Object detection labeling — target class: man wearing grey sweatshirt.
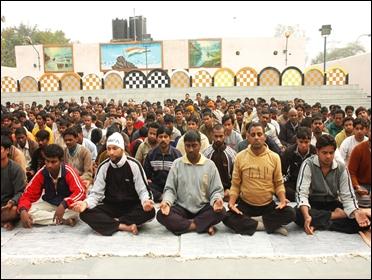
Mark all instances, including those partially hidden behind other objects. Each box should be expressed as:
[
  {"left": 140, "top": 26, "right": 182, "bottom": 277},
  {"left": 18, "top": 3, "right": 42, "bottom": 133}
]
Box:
[
  {"left": 157, "top": 130, "right": 225, "bottom": 235},
  {"left": 296, "top": 134, "right": 370, "bottom": 235}
]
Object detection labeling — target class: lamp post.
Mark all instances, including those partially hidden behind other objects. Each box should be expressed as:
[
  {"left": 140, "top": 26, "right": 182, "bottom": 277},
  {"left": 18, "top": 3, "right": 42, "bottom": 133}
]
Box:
[
  {"left": 25, "top": 36, "right": 41, "bottom": 71},
  {"left": 319, "top": 25, "right": 332, "bottom": 73},
  {"left": 284, "top": 31, "right": 291, "bottom": 66}
]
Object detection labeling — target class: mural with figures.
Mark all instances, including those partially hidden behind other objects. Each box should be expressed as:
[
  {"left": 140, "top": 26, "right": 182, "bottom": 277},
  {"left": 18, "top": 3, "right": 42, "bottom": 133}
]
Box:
[{"left": 100, "top": 42, "right": 163, "bottom": 71}]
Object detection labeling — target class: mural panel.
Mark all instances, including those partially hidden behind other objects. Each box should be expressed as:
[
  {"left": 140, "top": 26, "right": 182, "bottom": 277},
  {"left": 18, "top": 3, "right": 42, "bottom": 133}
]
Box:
[
  {"left": 189, "top": 39, "right": 221, "bottom": 68},
  {"left": 100, "top": 42, "right": 163, "bottom": 71},
  {"left": 43, "top": 45, "right": 74, "bottom": 73}
]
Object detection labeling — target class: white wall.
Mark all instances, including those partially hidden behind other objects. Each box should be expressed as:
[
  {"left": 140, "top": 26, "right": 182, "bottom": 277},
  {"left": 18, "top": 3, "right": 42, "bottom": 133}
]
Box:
[
  {"left": 11, "top": 37, "right": 306, "bottom": 79},
  {"left": 311, "top": 52, "right": 371, "bottom": 95}
]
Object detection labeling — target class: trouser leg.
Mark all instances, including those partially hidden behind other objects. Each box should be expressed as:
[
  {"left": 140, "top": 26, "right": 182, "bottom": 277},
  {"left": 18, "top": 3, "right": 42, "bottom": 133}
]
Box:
[
  {"left": 80, "top": 204, "right": 120, "bottom": 236},
  {"left": 193, "top": 204, "right": 226, "bottom": 233},
  {"left": 262, "top": 205, "right": 296, "bottom": 233},
  {"left": 156, "top": 204, "right": 192, "bottom": 235},
  {"left": 29, "top": 200, "right": 78, "bottom": 225},
  {"left": 284, "top": 181, "right": 296, "bottom": 202},
  {"left": 117, "top": 203, "right": 155, "bottom": 226}
]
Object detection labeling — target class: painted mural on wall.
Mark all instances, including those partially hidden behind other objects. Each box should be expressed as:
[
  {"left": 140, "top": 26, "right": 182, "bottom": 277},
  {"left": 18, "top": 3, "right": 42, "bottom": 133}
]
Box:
[
  {"left": 43, "top": 45, "right": 74, "bottom": 73},
  {"left": 189, "top": 39, "right": 222, "bottom": 68},
  {"left": 100, "top": 42, "right": 163, "bottom": 71}
]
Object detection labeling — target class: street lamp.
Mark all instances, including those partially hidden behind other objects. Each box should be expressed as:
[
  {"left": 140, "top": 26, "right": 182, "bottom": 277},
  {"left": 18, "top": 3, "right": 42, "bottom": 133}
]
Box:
[
  {"left": 356, "top": 33, "right": 371, "bottom": 42},
  {"left": 283, "top": 31, "right": 291, "bottom": 66},
  {"left": 25, "top": 36, "right": 41, "bottom": 71},
  {"left": 319, "top": 25, "right": 332, "bottom": 73}
]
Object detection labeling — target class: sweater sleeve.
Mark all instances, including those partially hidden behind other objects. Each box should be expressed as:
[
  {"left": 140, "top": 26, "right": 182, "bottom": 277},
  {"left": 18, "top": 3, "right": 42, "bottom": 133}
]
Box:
[
  {"left": 81, "top": 148, "right": 93, "bottom": 182},
  {"left": 229, "top": 154, "right": 242, "bottom": 200},
  {"left": 207, "top": 162, "right": 224, "bottom": 206},
  {"left": 10, "top": 162, "right": 27, "bottom": 204},
  {"left": 162, "top": 161, "right": 179, "bottom": 206},
  {"left": 131, "top": 160, "right": 151, "bottom": 204},
  {"left": 296, "top": 159, "right": 312, "bottom": 208},
  {"left": 85, "top": 162, "right": 108, "bottom": 209},
  {"left": 347, "top": 146, "right": 361, "bottom": 188},
  {"left": 17, "top": 168, "right": 44, "bottom": 211},
  {"left": 338, "top": 168, "right": 358, "bottom": 218},
  {"left": 272, "top": 154, "right": 286, "bottom": 196},
  {"left": 64, "top": 165, "right": 86, "bottom": 208}
]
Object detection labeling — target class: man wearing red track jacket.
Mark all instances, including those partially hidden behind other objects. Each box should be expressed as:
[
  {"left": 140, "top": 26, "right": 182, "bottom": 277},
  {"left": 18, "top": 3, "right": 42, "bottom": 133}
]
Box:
[{"left": 17, "top": 144, "right": 86, "bottom": 228}]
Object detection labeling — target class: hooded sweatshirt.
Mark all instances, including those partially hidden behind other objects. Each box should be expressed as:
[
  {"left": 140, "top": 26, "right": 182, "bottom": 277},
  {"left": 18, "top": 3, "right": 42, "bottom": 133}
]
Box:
[{"left": 230, "top": 144, "right": 285, "bottom": 206}]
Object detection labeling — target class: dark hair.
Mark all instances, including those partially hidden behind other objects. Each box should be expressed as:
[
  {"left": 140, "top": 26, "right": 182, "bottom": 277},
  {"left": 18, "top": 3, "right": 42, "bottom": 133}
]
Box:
[
  {"left": 213, "top": 123, "right": 224, "bottom": 131},
  {"left": 355, "top": 106, "right": 367, "bottom": 116},
  {"left": 156, "top": 126, "right": 172, "bottom": 137},
  {"left": 296, "top": 126, "right": 311, "bottom": 140},
  {"left": 163, "top": 114, "right": 175, "bottom": 124},
  {"left": 311, "top": 115, "right": 323, "bottom": 124},
  {"left": 248, "top": 122, "right": 266, "bottom": 133},
  {"left": 35, "top": 129, "right": 50, "bottom": 141},
  {"left": 139, "top": 126, "right": 149, "bottom": 138},
  {"left": 148, "top": 122, "right": 161, "bottom": 130},
  {"left": 186, "top": 115, "right": 199, "bottom": 125},
  {"left": 342, "top": 116, "right": 354, "bottom": 126},
  {"left": 222, "top": 114, "right": 234, "bottom": 125},
  {"left": 62, "top": 127, "right": 78, "bottom": 138},
  {"left": 316, "top": 134, "right": 336, "bottom": 150},
  {"left": 15, "top": 127, "right": 27, "bottom": 136},
  {"left": 334, "top": 109, "right": 345, "bottom": 118},
  {"left": 73, "top": 124, "right": 83, "bottom": 134},
  {"left": 106, "top": 124, "right": 120, "bottom": 139},
  {"left": 184, "top": 130, "right": 201, "bottom": 143},
  {"left": 353, "top": 118, "right": 369, "bottom": 128},
  {"left": 345, "top": 105, "right": 354, "bottom": 112},
  {"left": 44, "top": 144, "right": 64, "bottom": 160},
  {"left": 1, "top": 135, "right": 13, "bottom": 149},
  {"left": 36, "top": 112, "right": 47, "bottom": 121},
  {"left": 90, "top": 128, "right": 102, "bottom": 144}
]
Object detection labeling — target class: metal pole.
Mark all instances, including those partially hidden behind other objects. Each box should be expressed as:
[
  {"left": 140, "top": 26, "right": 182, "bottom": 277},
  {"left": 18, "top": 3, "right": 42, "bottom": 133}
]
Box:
[
  {"left": 133, "top": 8, "right": 136, "bottom": 41},
  {"left": 323, "top": 36, "right": 327, "bottom": 73},
  {"left": 285, "top": 37, "right": 288, "bottom": 66},
  {"left": 30, "top": 44, "right": 41, "bottom": 71}
]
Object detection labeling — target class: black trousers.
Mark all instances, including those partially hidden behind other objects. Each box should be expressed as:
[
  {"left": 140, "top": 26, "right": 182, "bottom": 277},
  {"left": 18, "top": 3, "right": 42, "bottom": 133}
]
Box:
[
  {"left": 284, "top": 181, "right": 296, "bottom": 202},
  {"left": 295, "top": 200, "right": 369, "bottom": 234},
  {"left": 223, "top": 199, "right": 296, "bottom": 236},
  {"left": 80, "top": 202, "right": 155, "bottom": 236},
  {"left": 149, "top": 183, "right": 163, "bottom": 203},
  {"left": 156, "top": 204, "right": 225, "bottom": 235}
]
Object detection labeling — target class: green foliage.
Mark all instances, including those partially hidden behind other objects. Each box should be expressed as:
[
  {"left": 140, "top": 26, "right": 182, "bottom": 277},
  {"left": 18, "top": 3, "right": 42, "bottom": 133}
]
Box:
[
  {"left": 274, "top": 24, "right": 306, "bottom": 38},
  {"left": 1, "top": 23, "right": 70, "bottom": 67},
  {"left": 311, "top": 42, "right": 366, "bottom": 64}
]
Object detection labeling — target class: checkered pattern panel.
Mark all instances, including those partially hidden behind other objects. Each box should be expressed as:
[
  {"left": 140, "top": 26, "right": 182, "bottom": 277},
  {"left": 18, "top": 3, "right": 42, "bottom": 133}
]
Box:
[
  {"left": 214, "top": 70, "right": 234, "bottom": 87},
  {"left": 259, "top": 69, "right": 280, "bottom": 86},
  {"left": 192, "top": 70, "right": 212, "bottom": 87},
  {"left": 171, "top": 71, "right": 189, "bottom": 88},
  {"left": 327, "top": 68, "right": 347, "bottom": 85},
  {"left": 281, "top": 69, "right": 302, "bottom": 86},
  {"left": 83, "top": 74, "right": 101, "bottom": 90},
  {"left": 124, "top": 71, "right": 147, "bottom": 89},
  {"left": 304, "top": 69, "right": 323, "bottom": 86},
  {"left": 105, "top": 73, "right": 123, "bottom": 90},
  {"left": 1, "top": 76, "right": 17, "bottom": 93},
  {"left": 236, "top": 68, "right": 257, "bottom": 87},
  {"left": 39, "top": 75, "right": 59, "bottom": 92},
  {"left": 61, "top": 74, "right": 81, "bottom": 91},
  {"left": 147, "top": 70, "right": 170, "bottom": 88},
  {"left": 19, "top": 76, "right": 38, "bottom": 92}
]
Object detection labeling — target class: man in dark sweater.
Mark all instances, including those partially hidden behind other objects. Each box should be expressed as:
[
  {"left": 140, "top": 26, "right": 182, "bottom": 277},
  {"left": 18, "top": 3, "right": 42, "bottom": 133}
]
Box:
[
  {"left": 1, "top": 136, "right": 27, "bottom": 230},
  {"left": 72, "top": 132, "right": 155, "bottom": 236}
]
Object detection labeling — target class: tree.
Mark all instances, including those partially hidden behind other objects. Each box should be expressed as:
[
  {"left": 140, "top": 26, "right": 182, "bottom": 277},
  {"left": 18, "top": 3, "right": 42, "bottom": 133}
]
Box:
[
  {"left": 1, "top": 23, "right": 70, "bottom": 67},
  {"left": 274, "top": 24, "right": 306, "bottom": 38},
  {"left": 311, "top": 42, "right": 366, "bottom": 64}
]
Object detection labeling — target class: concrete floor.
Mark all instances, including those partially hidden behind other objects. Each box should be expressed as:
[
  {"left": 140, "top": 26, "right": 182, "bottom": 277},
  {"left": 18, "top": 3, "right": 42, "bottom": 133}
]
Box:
[{"left": 1, "top": 205, "right": 371, "bottom": 279}]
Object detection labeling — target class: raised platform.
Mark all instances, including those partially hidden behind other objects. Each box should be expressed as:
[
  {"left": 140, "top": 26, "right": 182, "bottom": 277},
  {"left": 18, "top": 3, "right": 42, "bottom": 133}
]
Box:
[{"left": 1, "top": 85, "right": 370, "bottom": 109}]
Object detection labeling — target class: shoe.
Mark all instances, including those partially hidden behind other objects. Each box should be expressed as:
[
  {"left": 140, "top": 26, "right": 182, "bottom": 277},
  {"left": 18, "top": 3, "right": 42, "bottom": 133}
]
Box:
[{"left": 274, "top": 226, "right": 288, "bottom": 236}]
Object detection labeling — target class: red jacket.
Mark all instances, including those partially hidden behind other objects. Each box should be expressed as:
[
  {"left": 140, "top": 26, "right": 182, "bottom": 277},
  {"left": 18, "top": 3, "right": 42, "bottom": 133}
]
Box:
[{"left": 18, "top": 163, "right": 86, "bottom": 212}]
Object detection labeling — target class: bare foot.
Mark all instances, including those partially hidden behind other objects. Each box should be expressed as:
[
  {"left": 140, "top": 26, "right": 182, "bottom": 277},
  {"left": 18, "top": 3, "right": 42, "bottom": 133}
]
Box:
[
  {"left": 62, "top": 218, "right": 77, "bottom": 227},
  {"left": 118, "top": 223, "right": 138, "bottom": 235},
  {"left": 331, "top": 208, "right": 347, "bottom": 220},
  {"left": 2, "top": 222, "right": 15, "bottom": 231},
  {"left": 208, "top": 226, "right": 216, "bottom": 236},
  {"left": 359, "top": 228, "right": 371, "bottom": 247}
]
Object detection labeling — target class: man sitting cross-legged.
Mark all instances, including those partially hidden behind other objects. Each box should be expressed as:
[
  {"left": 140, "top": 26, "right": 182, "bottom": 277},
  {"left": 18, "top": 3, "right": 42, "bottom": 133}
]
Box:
[
  {"left": 72, "top": 132, "right": 155, "bottom": 236},
  {"left": 157, "top": 130, "right": 225, "bottom": 236}
]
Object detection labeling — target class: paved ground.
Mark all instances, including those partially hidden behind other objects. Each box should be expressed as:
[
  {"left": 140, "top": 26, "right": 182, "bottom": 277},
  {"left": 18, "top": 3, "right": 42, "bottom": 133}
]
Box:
[{"left": 1, "top": 204, "right": 371, "bottom": 278}]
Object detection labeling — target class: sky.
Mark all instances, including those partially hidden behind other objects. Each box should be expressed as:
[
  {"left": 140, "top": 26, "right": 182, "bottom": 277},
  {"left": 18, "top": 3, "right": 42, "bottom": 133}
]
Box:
[{"left": 1, "top": 1, "right": 371, "bottom": 65}]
